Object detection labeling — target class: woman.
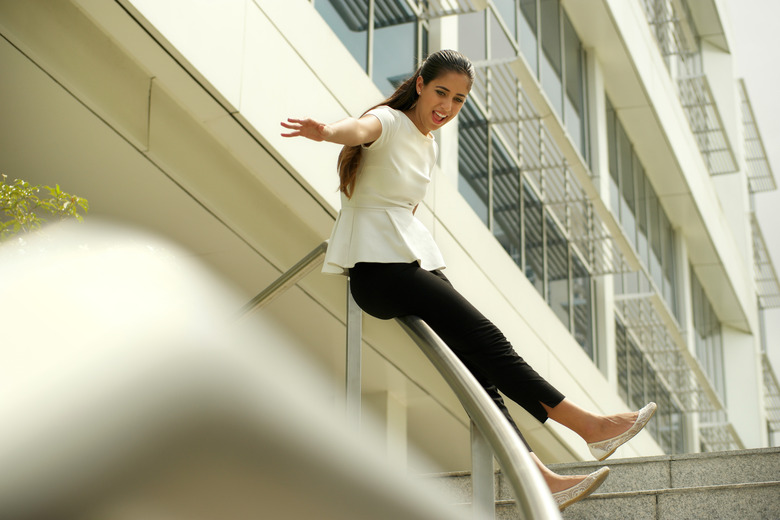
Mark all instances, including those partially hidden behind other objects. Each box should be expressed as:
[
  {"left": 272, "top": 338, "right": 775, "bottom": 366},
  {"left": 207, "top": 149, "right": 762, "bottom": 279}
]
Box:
[{"left": 281, "top": 49, "right": 655, "bottom": 511}]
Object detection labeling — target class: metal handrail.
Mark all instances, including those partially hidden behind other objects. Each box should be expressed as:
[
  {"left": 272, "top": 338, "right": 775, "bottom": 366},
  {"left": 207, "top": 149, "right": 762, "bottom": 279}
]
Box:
[
  {"left": 237, "top": 241, "right": 328, "bottom": 317},
  {"left": 241, "top": 242, "right": 561, "bottom": 519},
  {"left": 397, "top": 317, "right": 562, "bottom": 519}
]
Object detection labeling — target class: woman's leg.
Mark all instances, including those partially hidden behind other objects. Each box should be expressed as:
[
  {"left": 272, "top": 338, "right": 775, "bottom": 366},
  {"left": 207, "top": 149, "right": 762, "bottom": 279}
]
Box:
[
  {"left": 543, "top": 399, "right": 640, "bottom": 443},
  {"left": 349, "top": 262, "right": 610, "bottom": 502},
  {"left": 350, "top": 262, "right": 565, "bottom": 425}
]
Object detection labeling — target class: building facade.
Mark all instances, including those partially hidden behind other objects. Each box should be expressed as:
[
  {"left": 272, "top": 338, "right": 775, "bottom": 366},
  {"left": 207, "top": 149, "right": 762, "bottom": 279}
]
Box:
[{"left": 1, "top": 0, "right": 778, "bottom": 473}]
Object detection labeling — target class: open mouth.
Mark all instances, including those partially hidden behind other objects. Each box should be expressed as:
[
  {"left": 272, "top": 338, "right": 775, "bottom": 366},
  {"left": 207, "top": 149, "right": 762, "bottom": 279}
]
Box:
[{"left": 432, "top": 111, "right": 447, "bottom": 125}]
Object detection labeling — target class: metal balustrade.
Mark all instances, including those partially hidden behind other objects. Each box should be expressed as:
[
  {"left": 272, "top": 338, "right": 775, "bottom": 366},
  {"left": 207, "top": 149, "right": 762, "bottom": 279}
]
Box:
[{"left": 242, "top": 241, "right": 562, "bottom": 519}]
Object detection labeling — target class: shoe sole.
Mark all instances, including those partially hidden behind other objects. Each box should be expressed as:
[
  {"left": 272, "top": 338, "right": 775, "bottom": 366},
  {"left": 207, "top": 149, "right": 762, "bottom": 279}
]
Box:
[{"left": 557, "top": 467, "right": 610, "bottom": 511}]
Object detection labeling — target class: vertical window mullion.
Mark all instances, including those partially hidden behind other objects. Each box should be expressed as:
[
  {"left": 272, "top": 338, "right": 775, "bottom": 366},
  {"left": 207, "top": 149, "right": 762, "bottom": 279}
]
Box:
[
  {"left": 558, "top": 0, "right": 566, "bottom": 124},
  {"left": 535, "top": 0, "right": 542, "bottom": 77},
  {"left": 520, "top": 176, "right": 527, "bottom": 272},
  {"left": 542, "top": 206, "right": 549, "bottom": 299},
  {"left": 488, "top": 126, "right": 495, "bottom": 231},
  {"left": 367, "top": 0, "right": 375, "bottom": 78},
  {"left": 568, "top": 242, "right": 574, "bottom": 334}
]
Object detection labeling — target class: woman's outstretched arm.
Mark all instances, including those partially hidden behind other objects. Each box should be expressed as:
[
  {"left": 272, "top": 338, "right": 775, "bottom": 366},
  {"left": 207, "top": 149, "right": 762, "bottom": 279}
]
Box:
[{"left": 281, "top": 114, "right": 381, "bottom": 147}]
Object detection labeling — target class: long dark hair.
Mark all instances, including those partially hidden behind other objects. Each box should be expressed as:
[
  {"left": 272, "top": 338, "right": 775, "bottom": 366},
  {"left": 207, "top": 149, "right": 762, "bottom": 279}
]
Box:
[{"left": 337, "top": 49, "right": 475, "bottom": 198}]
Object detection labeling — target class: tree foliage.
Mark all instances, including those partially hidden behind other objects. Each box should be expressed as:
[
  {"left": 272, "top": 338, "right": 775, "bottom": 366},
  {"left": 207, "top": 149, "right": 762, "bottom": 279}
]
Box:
[{"left": 0, "top": 174, "right": 89, "bottom": 240}]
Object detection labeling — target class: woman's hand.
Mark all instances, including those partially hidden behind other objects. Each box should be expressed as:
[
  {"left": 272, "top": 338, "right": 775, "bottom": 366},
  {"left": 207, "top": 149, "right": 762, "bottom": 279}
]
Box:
[{"left": 280, "top": 118, "right": 332, "bottom": 141}]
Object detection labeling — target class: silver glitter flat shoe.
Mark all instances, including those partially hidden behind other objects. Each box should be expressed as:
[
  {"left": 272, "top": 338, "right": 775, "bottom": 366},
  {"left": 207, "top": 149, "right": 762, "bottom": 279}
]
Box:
[
  {"left": 552, "top": 466, "right": 610, "bottom": 511},
  {"left": 587, "top": 402, "right": 657, "bottom": 461}
]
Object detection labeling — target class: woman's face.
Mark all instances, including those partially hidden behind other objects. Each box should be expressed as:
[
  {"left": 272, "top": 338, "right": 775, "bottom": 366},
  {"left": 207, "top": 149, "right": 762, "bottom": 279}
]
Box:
[{"left": 410, "top": 71, "right": 471, "bottom": 136}]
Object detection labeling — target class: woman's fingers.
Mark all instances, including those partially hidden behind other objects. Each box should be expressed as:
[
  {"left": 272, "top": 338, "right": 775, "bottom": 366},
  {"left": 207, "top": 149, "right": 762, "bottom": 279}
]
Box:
[
  {"left": 281, "top": 118, "right": 305, "bottom": 137},
  {"left": 280, "top": 118, "right": 325, "bottom": 141}
]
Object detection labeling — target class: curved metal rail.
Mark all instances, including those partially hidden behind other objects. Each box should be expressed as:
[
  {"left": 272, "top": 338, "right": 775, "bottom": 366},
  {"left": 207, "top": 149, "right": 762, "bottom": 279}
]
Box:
[
  {"left": 242, "top": 242, "right": 561, "bottom": 519},
  {"left": 397, "top": 317, "right": 561, "bottom": 519},
  {"left": 237, "top": 241, "right": 329, "bottom": 318}
]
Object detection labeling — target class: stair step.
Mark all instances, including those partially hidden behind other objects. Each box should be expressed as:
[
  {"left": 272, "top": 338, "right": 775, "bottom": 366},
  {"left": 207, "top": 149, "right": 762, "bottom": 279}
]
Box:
[
  {"left": 561, "top": 481, "right": 780, "bottom": 520},
  {"left": 425, "top": 448, "right": 780, "bottom": 519},
  {"left": 546, "top": 447, "right": 780, "bottom": 496}
]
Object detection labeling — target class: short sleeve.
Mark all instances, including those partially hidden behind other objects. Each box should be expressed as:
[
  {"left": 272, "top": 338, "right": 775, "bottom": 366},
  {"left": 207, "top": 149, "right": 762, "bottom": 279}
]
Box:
[{"left": 362, "top": 106, "right": 400, "bottom": 150}]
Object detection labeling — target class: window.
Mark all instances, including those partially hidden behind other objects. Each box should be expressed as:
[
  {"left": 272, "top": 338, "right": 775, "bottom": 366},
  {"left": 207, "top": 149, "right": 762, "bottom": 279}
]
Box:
[
  {"left": 495, "top": 0, "right": 517, "bottom": 37},
  {"left": 453, "top": 0, "right": 595, "bottom": 358},
  {"left": 374, "top": 19, "right": 416, "bottom": 96},
  {"left": 459, "top": 10, "right": 487, "bottom": 61},
  {"left": 616, "top": 316, "right": 687, "bottom": 453},
  {"left": 563, "top": 12, "right": 584, "bottom": 153},
  {"left": 523, "top": 184, "right": 545, "bottom": 297},
  {"left": 314, "top": 0, "right": 426, "bottom": 96},
  {"left": 691, "top": 267, "right": 725, "bottom": 402},
  {"left": 493, "top": 137, "right": 522, "bottom": 264},
  {"left": 490, "top": 8, "right": 516, "bottom": 61},
  {"left": 539, "top": 0, "right": 562, "bottom": 116},
  {"left": 572, "top": 254, "right": 593, "bottom": 356},
  {"left": 315, "top": 0, "right": 368, "bottom": 70},
  {"left": 519, "top": 0, "right": 539, "bottom": 75},
  {"left": 458, "top": 102, "right": 490, "bottom": 226},
  {"left": 636, "top": 159, "right": 649, "bottom": 266},
  {"left": 547, "top": 215, "right": 570, "bottom": 328},
  {"left": 617, "top": 123, "right": 636, "bottom": 249},
  {"left": 607, "top": 95, "right": 679, "bottom": 319},
  {"left": 607, "top": 99, "right": 620, "bottom": 214}
]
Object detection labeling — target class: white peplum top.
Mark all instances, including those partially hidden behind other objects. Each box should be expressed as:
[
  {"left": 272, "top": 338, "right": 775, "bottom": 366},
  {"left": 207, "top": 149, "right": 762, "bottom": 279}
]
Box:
[{"left": 322, "top": 105, "right": 446, "bottom": 275}]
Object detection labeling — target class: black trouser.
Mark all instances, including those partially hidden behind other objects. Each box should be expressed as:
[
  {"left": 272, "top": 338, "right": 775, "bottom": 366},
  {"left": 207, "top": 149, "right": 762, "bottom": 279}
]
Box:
[{"left": 349, "top": 262, "right": 565, "bottom": 451}]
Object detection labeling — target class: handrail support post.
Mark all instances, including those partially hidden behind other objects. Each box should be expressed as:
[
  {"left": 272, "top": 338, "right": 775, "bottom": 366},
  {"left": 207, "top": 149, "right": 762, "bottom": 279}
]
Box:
[
  {"left": 346, "top": 277, "right": 362, "bottom": 430},
  {"left": 471, "top": 421, "right": 496, "bottom": 519}
]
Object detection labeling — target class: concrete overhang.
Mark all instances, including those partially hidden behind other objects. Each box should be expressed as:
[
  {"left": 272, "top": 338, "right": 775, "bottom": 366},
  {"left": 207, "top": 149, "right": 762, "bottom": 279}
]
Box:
[
  {"left": 688, "top": 0, "right": 730, "bottom": 52},
  {"left": 562, "top": 0, "right": 753, "bottom": 332}
]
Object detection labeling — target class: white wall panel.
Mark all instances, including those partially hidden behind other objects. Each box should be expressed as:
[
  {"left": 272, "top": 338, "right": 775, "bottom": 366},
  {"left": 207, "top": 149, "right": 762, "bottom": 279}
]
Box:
[{"left": 127, "top": 0, "right": 247, "bottom": 111}]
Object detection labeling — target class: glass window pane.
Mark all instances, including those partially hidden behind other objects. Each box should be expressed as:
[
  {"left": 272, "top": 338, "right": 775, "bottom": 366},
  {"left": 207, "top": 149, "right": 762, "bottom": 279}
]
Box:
[
  {"left": 540, "top": 0, "right": 561, "bottom": 73},
  {"left": 493, "top": 138, "right": 522, "bottom": 265},
  {"left": 563, "top": 12, "right": 582, "bottom": 112},
  {"left": 540, "top": 0, "right": 562, "bottom": 115},
  {"left": 649, "top": 188, "right": 663, "bottom": 289},
  {"left": 617, "top": 123, "right": 636, "bottom": 248},
  {"left": 572, "top": 252, "right": 593, "bottom": 358},
  {"left": 563, "top": 12, "right": 584, "bottom": 154},
  {"left": 607, "top": 99, "right": 620, "bottom": 216},
  {"left": 374, "top": 0, "right": 415, "bottom": 27},
  {"left": 546, "top": 214, "right": 569, "bottom": 328},
  {"left": 691, "top": 267, "right": 725, "bottom": 403},
  {"left": 523, "top": 183, "right": 544, "bottom": 296},
  {"left": 459, "top": 11, "right": 487, "bottom": 97},
  {"left": 629, "top": 340, "right": 644, "bottom": 409},
  {"left": 616, "top": 314, "right": 686, "bottom": 454},
  {"left": 490, "top": 6, "right": 516, "bottom": 60},
  {"left": 459, "top": 11, "right": 486, "bottom": 61},
  {"left": 374, "top": 21, "right": 416, "bottom": 96},
  {"left": 316, "top": 0, "right": 368, "bottom": 71},
  {"left": 494, "top": 0, "right": 517, "bottom": 38},
  {"left": 616, "top": 319, "right": 628, "bottom": 403},
  {"left": 661, "top": 210, "right": 677, "bottom": 316},
  {"left": 458, "top": 102, "right": 490, "bottom": 225},
  {"left": 564, "top": 97, "right": 582, "bottom": 156},
  {"left": 519, "top": 0, "right": 538, "bottom": 75},
  {"left": 636, "top": 158, "right": 649, "bottom": 266}
]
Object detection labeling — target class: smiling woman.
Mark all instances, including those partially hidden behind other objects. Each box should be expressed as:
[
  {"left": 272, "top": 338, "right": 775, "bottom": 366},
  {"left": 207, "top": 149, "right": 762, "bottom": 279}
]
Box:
[
  {"left": 406, "top": 71, "right": 470, "bottom": 135},
  {"left": 279, "top": 49, "right": 655, "bottom": 511}
]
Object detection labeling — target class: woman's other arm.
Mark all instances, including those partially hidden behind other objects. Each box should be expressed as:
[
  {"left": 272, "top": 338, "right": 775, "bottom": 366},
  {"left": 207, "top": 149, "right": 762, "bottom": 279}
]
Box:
[{"left": 281, "top": 114, "right": 381, "bottom": 147}]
